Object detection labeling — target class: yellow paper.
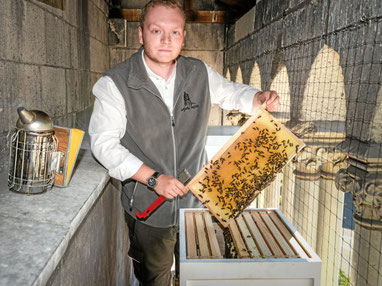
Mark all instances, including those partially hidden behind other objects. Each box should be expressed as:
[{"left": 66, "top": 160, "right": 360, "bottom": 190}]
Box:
[{"left": 54, "top": 127, "right": 85, "bottom": 187}]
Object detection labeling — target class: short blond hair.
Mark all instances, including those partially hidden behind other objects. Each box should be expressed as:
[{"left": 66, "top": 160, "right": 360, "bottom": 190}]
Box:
[{"left": 140, "top": 0, "right": 185, "bottom": 28}]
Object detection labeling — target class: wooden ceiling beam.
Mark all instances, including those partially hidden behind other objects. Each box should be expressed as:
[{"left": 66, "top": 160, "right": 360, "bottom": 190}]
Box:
[
  {"left": 121, "top": 9, "right": 141, "bottom": 22},
  {"left": 185, "top": 10, "right": 234, "bottom": 23}
]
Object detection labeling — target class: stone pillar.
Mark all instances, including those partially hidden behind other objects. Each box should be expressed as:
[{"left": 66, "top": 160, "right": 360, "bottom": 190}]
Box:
[
  {"left": 281, "top": 162, "right": 296, "bottom": 223},
  {"left": 316, "top": 149, "right": 348, "bottom": 286},
  {"left": 293, "top": 146, "right": 321, "bottom": 250},
  {"left": 335, "top": 147, "right": 382, "bottom": 286}
]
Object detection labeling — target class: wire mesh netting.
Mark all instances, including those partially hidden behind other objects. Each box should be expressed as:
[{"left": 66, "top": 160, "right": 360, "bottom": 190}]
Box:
[{"left": 224, "top": 14, "right": 382, "bottom": 286}]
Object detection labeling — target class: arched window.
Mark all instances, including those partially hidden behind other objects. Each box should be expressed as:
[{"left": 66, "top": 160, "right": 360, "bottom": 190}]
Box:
[
  {"left": 249, "top": 61, "right": 261, "bottom": 89},
  {"left": 371, "top": 87, "right": 382, "bottom": 141},
  {"left": 235, "top": 67, "right": 243, "bottom": 83},
  {"left": 270, "top": 61, "right": 291, "bottom": 121},
  {"left": 225, "top": 68, "right": 231, "bottom": 81},
  {"left": 301, "top": 45, "right": 346, "bottom": 122}
]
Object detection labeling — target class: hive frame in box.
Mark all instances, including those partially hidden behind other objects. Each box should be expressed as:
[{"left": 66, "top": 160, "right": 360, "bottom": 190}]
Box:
[{"left": 179, "top": 208, "right": 321, "bottom": 286}]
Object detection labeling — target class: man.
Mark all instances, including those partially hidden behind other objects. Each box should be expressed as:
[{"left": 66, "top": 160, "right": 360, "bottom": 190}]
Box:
[{"left": 89, "top": 0, "right": 280, "bottom": 285}]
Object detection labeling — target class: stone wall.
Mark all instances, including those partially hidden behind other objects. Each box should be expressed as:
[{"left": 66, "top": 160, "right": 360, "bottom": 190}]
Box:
[
  {"left": 47, "top": 180, "right": 131, "bottom": 286},
  {"left": 0, "top": 0, "right": 110, "bottom": 176},
  {"left": 109, "top": 21, "right": 224, "bottom": 73}
]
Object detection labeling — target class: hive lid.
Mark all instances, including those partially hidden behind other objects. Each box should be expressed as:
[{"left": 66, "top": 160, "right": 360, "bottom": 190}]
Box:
[{"left": 186, "top": 107, "right": 305, "bottom": 227}]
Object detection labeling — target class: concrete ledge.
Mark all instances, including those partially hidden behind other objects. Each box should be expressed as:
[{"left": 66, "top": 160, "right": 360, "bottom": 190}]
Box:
[{"left": 0, "top": 148, "right": 113, "bottom": 285}]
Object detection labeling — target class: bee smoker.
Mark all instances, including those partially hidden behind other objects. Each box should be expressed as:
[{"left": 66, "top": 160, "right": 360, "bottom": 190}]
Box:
[{"left": 7, "top": 107, "right": 58, "bottom": 194}]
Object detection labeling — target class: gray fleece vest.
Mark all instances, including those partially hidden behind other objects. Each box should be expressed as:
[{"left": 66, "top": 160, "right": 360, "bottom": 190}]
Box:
[{"left": 105, "top": 50, "right": 211, "bottom": 227}]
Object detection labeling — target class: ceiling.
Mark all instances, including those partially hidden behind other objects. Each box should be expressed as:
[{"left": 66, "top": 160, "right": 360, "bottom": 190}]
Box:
[
  {"left": 216, "top": 0, "right": 257, "bottom": 16},
  {"left": 109, "top": 0, "right": 257, "bottom": 24}
]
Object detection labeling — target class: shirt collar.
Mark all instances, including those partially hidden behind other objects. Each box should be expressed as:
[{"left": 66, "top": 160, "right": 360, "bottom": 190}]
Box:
[{"left": 141, "top": 49, "right": 177, "bottom": 83}]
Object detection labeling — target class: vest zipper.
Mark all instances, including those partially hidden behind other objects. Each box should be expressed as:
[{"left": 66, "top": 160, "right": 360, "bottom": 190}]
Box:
[
  {"left": 171, "top": 91, "right": 188, "bottom": 226},
  {"left": 170, "top": 113, "right": 178, "bottom": 225},
  {"left": 142, "top": 85, "right": 190, "bottom": 226}
]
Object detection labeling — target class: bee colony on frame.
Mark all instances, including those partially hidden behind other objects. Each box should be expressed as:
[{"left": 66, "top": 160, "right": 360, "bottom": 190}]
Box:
[{"left": 187, "top": 107, "right": 305, "bottom": 227}]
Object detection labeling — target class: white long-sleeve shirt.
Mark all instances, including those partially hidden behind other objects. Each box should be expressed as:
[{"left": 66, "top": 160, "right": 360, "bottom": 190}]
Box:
[{"left": 89, "top": 55, "right": 260, "bottom": 181}]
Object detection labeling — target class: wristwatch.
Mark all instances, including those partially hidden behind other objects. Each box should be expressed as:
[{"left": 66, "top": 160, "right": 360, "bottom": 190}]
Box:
[{"left": 147, "top": 171, "right": 161, "bottom": 188}]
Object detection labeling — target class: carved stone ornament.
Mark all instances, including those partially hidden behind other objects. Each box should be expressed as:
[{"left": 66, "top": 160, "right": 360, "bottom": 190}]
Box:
[
  {"left": 336, "top": 168, "right": 382, "bottom": 229},
  {"left": 335, "top": 169, "right": 360, "bottom": 194},
  {"left": 321, "top": 149, "right": 348, "bottom": 179},
  {"left": 290, "top": 121, "right": 317, "bottom": 138},
  {"left": 293, "top": 146, "right": 322, "bottom": 179}
]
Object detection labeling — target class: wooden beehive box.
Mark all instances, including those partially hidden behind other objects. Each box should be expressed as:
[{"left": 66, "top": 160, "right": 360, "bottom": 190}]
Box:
[{"left": 179, "top": 208, "right": 321, "bottom": 286}]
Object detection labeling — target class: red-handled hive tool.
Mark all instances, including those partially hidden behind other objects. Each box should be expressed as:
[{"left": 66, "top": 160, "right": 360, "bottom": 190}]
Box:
[{"left": 135, "top": 169, "right": 192, "bottom": 220}]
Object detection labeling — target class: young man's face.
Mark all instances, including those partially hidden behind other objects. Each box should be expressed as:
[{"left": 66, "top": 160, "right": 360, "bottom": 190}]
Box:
[{"left": 139, "top": 5, "right": 186, "bottom": 66}]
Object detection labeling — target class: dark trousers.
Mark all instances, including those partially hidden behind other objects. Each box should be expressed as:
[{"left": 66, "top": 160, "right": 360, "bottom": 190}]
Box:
[{"left": 125, "top": 212, "right": 179, "bottom": 286}]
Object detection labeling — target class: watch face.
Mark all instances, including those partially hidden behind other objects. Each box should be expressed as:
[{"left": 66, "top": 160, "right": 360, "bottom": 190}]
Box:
[{"left": 147, "top": 177, "right": 157, "bottom": 187}]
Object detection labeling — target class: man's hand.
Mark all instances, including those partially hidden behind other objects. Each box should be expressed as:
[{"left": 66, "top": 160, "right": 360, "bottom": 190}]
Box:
[
  {"left": 253, "top": 90, "right": 280, "bottom": 112},
  {"left": 154, "top": 174, "right": 188, "bottom": 200},
  {"left": 132, "top": 165, "right": 188, "bottom": 200}
]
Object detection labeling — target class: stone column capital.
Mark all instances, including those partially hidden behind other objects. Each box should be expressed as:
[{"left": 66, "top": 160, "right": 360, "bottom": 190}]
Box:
[
  {"left": 336, "top": 167, "right": 382, "bottom": 229},
  {"left": 321, "top": 148, "right": 348, "bottom": 179},
  {"left": 293, "top": 146, "right": 321, "bottom": 180},
  {"left": 335, "top": 139, "right": 382, "bottom": 229},
  {"left": 335, "top": 168, "right": 361, "bottom": 194}
]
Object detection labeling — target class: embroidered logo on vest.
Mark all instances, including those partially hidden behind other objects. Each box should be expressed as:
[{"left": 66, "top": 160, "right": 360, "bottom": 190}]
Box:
[{"left": 181, "top": 92, "right": 199, "bottom": 111}]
